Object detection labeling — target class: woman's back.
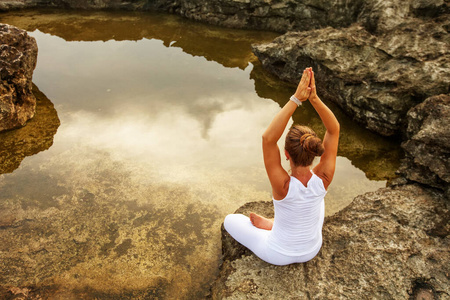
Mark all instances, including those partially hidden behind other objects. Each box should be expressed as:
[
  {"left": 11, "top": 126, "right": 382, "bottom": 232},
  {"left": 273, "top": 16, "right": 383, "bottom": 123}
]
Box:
[{"left": 268, "top": 174, "right": 326, "bottom": 255}]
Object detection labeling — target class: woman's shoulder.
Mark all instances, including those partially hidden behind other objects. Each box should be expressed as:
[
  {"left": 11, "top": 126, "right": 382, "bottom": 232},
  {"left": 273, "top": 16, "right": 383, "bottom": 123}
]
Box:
[{"left": 310, "top": 172, "right": 327, "bottom": 194}]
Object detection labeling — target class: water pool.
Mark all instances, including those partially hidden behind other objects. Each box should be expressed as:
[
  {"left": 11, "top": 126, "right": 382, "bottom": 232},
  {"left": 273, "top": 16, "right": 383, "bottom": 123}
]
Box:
[{"left": 0, "top": 10, "right": 401, "bottom": 299}]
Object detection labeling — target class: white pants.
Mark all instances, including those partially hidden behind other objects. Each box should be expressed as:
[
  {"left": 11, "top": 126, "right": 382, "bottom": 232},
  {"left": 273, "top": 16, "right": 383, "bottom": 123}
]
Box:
[{"left": 224, "top": 214, "right": 320, "bottom": 266}]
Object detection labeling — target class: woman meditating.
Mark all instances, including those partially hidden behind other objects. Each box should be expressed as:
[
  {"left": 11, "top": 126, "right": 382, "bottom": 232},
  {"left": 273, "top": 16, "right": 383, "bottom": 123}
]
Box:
[{"left": 224, "top": 67, "right": 340, "bottom": 265}]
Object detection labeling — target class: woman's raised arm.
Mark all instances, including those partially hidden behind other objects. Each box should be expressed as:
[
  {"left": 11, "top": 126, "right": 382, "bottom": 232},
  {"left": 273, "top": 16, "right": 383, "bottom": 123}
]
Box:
[
  {"left": 262, "top": 69, "right": 311, "bottom": 199},
  {"left": 309, "top": 70, "right": 340, "bottom": 189}
]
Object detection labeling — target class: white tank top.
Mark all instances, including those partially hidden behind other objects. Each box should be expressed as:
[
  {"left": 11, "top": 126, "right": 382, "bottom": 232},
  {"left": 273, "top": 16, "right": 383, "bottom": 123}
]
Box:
[{"left": 267, "top": 173, "right": 326, "bottom": 256}]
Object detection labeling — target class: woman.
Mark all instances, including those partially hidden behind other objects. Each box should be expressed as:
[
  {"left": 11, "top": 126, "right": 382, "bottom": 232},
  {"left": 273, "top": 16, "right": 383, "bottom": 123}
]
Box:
[{"left": 224, "top": 67, "right": 340, "bottom": 265}]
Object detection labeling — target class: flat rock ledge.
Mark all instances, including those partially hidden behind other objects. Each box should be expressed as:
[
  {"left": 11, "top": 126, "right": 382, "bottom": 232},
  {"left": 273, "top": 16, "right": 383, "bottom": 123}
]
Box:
[
  {"left": 0, "top": 24, "right": 38, "bottom": 132},
  {"left": 211, "top": 184, "right": 449, "bottom": 299}
]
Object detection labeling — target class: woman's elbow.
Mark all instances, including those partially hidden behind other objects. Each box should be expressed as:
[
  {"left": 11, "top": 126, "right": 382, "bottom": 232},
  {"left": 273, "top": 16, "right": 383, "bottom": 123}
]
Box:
[
  {"left": 330, "top": 121, "right": 340, "bottom": 135},
  {"left": 262, "top": 133, "right": 275, "bottom": 145}
]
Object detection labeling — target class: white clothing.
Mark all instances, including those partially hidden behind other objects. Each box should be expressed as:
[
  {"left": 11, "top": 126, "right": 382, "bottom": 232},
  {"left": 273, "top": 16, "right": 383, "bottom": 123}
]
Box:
[{"left": 224, "top": 173, "right": 326, "bottom": 265}]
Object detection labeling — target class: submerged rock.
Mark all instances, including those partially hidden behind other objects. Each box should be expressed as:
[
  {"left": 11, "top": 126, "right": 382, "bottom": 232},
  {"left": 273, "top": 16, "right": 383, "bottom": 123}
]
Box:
[
  {"left": 0, "top": 24, "right": 38, "bottom": 132},
  {"left": 399, "top": 94, "right": 450, "bottom": 195},
  {"left": 252, "top": 16, "right": 450, "bottom": 136},
  {"left": 212, "top": 184, "right": 449, "bottom": 299}
]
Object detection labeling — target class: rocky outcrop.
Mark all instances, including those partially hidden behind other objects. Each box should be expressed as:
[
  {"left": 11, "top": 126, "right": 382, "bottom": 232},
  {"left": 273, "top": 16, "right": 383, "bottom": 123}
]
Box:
[
  {"left": 399, "top": 94, "right": 450, "bottom": 195},
  {"left": 211, "top": 184, "right": 449, "bottom": 299},
  {"left": 0, "top": 24, "right": 38, "bottom": 132},
  {"left": 0, "top": 0, "right": 366, "bottom": 31},
  {"left": 1, "top": 0, "right": 448, "bottom": 33},
  {"left": 160, "top": 0, "right": 362, "bottom": 32},
  {"left": 170, "top": 0, "right": 449, "bottom": 33},
  {"left": 252, "top": 16, "right": 450, "bottom": 136}
]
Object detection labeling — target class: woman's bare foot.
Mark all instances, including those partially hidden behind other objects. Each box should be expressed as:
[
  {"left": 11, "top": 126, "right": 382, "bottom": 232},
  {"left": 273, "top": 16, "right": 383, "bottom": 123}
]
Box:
[{"left": 250, "top": 213, "right": 273, "bottom": 230}]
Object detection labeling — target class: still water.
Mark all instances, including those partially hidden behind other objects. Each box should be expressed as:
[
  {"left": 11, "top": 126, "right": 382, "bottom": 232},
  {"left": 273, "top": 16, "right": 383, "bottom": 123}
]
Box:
[{"left": 0, "top": 10, "right": 401, "bottom": 299}]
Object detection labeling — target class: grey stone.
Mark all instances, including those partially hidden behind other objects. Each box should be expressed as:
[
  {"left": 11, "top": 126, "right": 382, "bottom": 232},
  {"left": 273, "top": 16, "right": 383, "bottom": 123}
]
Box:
[
  {"left": 0, "top": 24, "right": 38, "bottom": 132},
  {"left": 399, "top": 94, "right": 450, "bottom": 195}
]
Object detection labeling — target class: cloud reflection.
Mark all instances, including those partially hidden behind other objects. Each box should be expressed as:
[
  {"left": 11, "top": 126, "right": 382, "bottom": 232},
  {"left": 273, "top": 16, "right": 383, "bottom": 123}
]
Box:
[{"left": 58, "top": 92, "right": 278, "bottom": 173}]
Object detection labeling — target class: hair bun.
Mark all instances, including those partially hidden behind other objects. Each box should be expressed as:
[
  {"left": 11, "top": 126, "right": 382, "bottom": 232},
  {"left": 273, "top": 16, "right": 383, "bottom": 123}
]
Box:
[
  {"left": 303, "top": 135, "right": 325, "bottom": 156},
  {"left": 300, "top": 133, "right": 313, "bottom": 145},
  {"left": 285, "top": 125, "right": 323, "bottom": 166}
]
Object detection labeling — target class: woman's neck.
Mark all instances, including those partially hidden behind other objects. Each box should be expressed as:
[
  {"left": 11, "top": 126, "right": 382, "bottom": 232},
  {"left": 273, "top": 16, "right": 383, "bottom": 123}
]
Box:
[{"left": 290, "top": 165, "right": 313, "bottom": 186}]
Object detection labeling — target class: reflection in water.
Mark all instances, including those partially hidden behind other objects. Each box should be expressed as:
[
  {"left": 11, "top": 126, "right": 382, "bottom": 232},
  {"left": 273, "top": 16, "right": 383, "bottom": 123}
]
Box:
[
  {"left": 0, "top": 9, "right": 275, "bottom": 69},
  {"left": 0, "top": 10, "right": 401, "bottom": 299},
  {"left": 0, "top": 85, "right": 60, "bottom": 174}
]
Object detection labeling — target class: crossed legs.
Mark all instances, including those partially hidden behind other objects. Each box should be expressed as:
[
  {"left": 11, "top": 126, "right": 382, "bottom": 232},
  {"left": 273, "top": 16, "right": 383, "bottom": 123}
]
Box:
[{"left": 224, "top": 213, "right": 320, "bottom": 265}]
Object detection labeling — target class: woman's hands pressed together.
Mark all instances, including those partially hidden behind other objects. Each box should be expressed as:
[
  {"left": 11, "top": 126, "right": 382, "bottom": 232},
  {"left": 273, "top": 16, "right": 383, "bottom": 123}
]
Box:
[{"left": 293, "top": 68, "right": 313, "bottom": 102}]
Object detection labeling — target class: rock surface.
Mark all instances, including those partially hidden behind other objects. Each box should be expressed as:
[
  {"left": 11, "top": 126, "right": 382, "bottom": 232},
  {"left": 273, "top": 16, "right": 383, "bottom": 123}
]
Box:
[
  {"left": 399, "top": 94, "right": 450, "bottom": 195},
  {"left": 252, "top": 16, "right": 450, "bottom": 136},
  {"left": 211, "top": 184, "right": 449, "bottom": 299},
  {"left": 0, "top": 24, "right": 38, "bottom": 132},
  {"left": 159, "top": 0, "right": 362, "bottom": 32}
]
